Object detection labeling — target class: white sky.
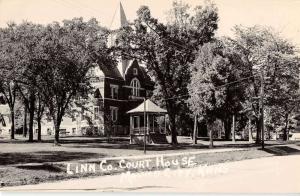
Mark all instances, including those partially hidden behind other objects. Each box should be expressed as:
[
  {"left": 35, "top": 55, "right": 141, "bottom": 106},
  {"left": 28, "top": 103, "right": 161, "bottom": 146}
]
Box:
[{"left": 0, "top": 0, "right": 299, "bottom": 48}]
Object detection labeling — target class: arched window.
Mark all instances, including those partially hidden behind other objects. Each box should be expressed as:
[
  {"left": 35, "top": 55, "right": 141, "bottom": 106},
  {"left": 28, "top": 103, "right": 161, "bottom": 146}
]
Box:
[{"left": 130, "top": 78, "right": 140, "bottom": 97}]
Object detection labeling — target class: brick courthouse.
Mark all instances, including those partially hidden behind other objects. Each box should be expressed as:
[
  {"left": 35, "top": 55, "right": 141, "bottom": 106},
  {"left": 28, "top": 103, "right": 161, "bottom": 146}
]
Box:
[{"left": 36, "top": 3, "right": 154, "bottom": 136}]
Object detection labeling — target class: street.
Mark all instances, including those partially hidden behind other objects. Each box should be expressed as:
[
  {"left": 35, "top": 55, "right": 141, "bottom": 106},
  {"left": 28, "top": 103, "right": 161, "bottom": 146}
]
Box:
[{"left": 3, "top": 154, "right": 300, "bottom": 193}]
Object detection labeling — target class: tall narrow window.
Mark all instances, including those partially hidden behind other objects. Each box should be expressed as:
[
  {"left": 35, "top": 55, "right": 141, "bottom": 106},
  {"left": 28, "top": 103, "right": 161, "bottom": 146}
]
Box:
[
  {"left": 130, "top": 78, "right": 140, "bottom": 97},
  {"left": 110, "top": 107, "right": 118, "bottom": 122},
  {"left": 94, "top": 106, "right": 100, "bottom": 120},
  {"left": 110, "top": 85, "right": 119, "bottom": 99}
]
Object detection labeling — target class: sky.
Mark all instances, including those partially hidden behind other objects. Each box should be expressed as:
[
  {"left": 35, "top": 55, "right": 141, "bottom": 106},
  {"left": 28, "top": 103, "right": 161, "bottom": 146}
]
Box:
[{"left": 0, "top": 0, "right": 299, "bottom": 48}]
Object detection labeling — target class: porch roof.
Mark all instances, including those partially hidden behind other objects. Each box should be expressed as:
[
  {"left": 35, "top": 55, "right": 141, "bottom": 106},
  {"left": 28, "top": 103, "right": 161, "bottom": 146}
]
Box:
[{"left": 127, "top": 99, "right": 167, "bottom": 114}]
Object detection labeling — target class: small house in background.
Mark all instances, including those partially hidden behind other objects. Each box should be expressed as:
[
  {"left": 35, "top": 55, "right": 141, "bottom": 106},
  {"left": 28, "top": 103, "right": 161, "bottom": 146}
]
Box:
[{"left": 0, "top": 105, "right": 11, "bottom": 135}]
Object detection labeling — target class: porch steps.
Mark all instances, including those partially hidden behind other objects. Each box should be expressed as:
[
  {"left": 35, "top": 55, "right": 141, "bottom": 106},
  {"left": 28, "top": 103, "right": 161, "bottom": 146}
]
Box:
[{"left": 149, "top": 133, "right": 168, "bottom": 144}]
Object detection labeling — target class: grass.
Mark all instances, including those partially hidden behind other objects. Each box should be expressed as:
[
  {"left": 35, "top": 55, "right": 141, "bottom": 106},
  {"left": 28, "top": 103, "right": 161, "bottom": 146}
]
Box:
[{"left": 0, "top": 135, "right": 299, "bottom": 188}]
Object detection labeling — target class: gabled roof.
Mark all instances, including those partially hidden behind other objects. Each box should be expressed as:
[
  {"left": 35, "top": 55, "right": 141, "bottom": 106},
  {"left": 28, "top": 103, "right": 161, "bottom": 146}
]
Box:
[
  {"left": 99, "top": 65, "right": 124, "bottom": 80},
  {"left": 125, "top": 60, "right": 154, "bottom": 86},
  {"left": 127, "top": 99, "right": 167, "bottom": 114}
]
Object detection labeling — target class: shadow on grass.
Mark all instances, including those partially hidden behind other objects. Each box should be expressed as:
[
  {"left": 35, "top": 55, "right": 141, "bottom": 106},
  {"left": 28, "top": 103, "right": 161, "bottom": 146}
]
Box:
[
  {"left": 16, "top": 164, "right": 63, "bottom": 173},
  {"left": 263, "top": 146, "right": 300, "bottom": 156},
  {"left": 0, "top": 136, "right": 129, "bottom": 144},
  {"left": 66, "top": 142, "right": 260, "bottom": 152},
  {"left": 0, "top": 151, "right": 105, "bottom": 165}
]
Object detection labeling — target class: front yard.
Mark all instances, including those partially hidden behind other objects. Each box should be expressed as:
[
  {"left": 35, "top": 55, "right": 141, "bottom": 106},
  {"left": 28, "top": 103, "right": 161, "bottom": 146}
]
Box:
[{"left": 0, "top": 135, "right": 299, "bottom": 188}]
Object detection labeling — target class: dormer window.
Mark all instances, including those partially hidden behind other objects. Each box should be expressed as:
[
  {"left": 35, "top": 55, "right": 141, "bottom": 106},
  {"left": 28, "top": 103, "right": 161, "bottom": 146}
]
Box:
[
  {"left": 130, "top": 78, "right": 140, "bottom": 97},
  {"left": 133, "top": 68, "right": 138, "bottom": 76}
]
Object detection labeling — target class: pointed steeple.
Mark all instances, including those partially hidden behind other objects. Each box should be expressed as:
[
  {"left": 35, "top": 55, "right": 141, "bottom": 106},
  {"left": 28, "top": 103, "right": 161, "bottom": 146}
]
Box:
[
  {"left": 110, "top": 2, "right": 128, "bottom": 30},
  {"left": 108, "top": 2, "right": 130, "bottom": 78},
  {"left": 119, "top": 2, "right": 128, "bottom": 28}
]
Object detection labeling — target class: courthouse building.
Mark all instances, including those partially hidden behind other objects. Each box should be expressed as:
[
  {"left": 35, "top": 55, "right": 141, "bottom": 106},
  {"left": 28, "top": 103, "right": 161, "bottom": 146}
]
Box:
[
  {"left": 0, "top": 3, "right": 154, "bottom": 137},
  {"left": 41, "top": 2, "right": 154, "bottom": 136}
]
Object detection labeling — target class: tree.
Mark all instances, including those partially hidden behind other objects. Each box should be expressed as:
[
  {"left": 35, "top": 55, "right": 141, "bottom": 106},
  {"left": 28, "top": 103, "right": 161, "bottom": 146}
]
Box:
[
  {"left": 35, "top": 92, "right": 45, "bottom": 141},
  {"left": 187, "top": 40, "right": 247, "bottom": 147},
  {"left": 0, "top": 22, "right": 46, "bottom": 142},
  {"left": 34, "top": 18, "right": 115, "bottom": 144},
  {"left": 264, "top": 51, "right": 300, "bottom": 140},
  {"left": 117, "top": 1, "right": 218, "bottom": 144},
  {"left": 0, "top": 24, "right": 19, "bottom": 140},
  {"left": 227, "top": 25, "right": 300, "bottom": 142}
]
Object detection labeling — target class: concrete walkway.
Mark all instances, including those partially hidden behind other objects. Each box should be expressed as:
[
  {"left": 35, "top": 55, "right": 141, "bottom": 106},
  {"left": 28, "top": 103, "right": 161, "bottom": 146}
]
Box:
[{"left": 3, "top": 154, "right": 300, "bottom": 193}]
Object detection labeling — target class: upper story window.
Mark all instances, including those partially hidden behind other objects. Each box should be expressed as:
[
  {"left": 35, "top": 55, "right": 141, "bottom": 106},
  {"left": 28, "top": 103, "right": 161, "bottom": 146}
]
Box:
[
  {"left": 110, "top": 85, "right": 119, "bottom": 99},
  {"left": 94, "top": 106, "right": 100, "bottom": 120},
  {"left": 110, "top": 107, "right": 118, "bottom": 122},
  {"left": 130, "top": 78, "right": 140, "bottom": 97},
  {"left": 133, "top": 68, "right": 138, "bottom": 76}
]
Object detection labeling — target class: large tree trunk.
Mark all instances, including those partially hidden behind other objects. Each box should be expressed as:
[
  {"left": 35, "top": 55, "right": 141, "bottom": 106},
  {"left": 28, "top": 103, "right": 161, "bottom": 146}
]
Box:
[
  {"left": 283, "top": 113, "right": 289, "bottom": 141},
  {"left": 23, "top": 105, "right": 27, "bottom": 137},
  {"left": 232, "top": 114, "right": 236, "bottom": 143},
  {"left": 28, "top": 96, "right": 35, "bottom": 142},
  {"left": 255, "top": 118, "right": 261, "bottom": 144},
  {"left": 54, "top": 125, "right": 60, "bottom": 144},
  {"left": 53, "top": 116, "right": 62, "bottom": 145},
  {"left": 166, "top": 101, "right": 178, "bottom": 145},
  {"left": 37, "top": 117, "right": 42, "bottom": 141},
  {"left": 10, "top": 109, "right": 15, "bottom": 140},
  {"left": 209, "top": 128, "right": 214, "bottom": 148},
  {"left": 193, "top": 115, "right": 198, "bottom": 145},
  {"left": 28, "top": 108, "right": 34, "bottom": 142},
  {"left": 223, "top": 117, "right": 231, "bottom": 140},
  {"left": 248, "top": 118, "right": 253, "bottom": 142},
  {"left": 169, "top": 113, "right": 178, "bottom": 145}
]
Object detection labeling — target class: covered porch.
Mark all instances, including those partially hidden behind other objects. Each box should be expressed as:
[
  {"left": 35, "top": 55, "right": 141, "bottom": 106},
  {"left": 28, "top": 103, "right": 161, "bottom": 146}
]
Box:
[{"left": 127, "top": 99, "right": 168, "bottom": 144}]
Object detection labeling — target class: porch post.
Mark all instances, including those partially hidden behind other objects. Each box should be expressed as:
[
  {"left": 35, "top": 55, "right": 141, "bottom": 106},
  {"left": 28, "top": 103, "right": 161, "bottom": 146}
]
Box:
[
  {"left": 130, "top": 115, "right": 133, "bottom": 131},
  {"left": 129, "top": 115, "right": 132, "bottom": 144},
  {"left": 152, "top": 115, "right": 155, "bottom": 133},
  {"left": 147, "top": 114, "right": 150, "bottom": 134}
]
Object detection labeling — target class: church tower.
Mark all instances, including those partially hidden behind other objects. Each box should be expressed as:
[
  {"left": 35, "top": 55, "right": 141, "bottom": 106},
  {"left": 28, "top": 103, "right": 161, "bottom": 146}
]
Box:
[{"left": 109, "top": 2, "right": 130, "bottom": 78}]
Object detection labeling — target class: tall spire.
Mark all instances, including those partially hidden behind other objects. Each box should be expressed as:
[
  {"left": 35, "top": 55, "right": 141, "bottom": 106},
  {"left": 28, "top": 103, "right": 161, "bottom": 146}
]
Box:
[
  {"left": 108, "top": 2, "right": 130, "bottom": 78},
  {"left": 110, "top": 2, "right": 128, "bottom": 30},
  {"left": 119, "top": 2, "right": 127, "bottom": 28}
]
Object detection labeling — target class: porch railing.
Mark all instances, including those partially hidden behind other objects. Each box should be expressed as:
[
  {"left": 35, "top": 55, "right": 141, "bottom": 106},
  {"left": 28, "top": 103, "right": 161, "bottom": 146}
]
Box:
[{"left": 130, "top": 127, "right": 164, "bottom": 135}]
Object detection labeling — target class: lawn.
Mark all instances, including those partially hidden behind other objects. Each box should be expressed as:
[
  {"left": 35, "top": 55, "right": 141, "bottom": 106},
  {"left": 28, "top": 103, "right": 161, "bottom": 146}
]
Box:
[{"left": 0, "top": 135, "right": 299, "bottom": 188}]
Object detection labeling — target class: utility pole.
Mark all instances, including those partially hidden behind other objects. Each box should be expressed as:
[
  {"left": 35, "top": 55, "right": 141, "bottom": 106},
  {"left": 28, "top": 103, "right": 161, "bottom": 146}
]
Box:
[
  {"left": 144, "top": 98, "right": 147, "bottom": 154},
  {"left": 260, "top": 70, "right": 265, "bottom": 149},
  {"left": 232, "top": 114, "right": 236, "bottom": 143}
]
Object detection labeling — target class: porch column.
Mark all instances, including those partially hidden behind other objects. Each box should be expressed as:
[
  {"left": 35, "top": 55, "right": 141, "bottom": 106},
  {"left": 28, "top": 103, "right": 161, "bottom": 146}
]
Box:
[
  {"left": 152, "top": 115, "right": 155, "bottom": 133},
  {"left": 147, "top": 114, "right": 150, "bottom": 134},
  {"left": 129, "top": 115, "right": 133, "bottom": 144},
  {"left": 130, "top": 116, "right": 133, "bottom": 132}
]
